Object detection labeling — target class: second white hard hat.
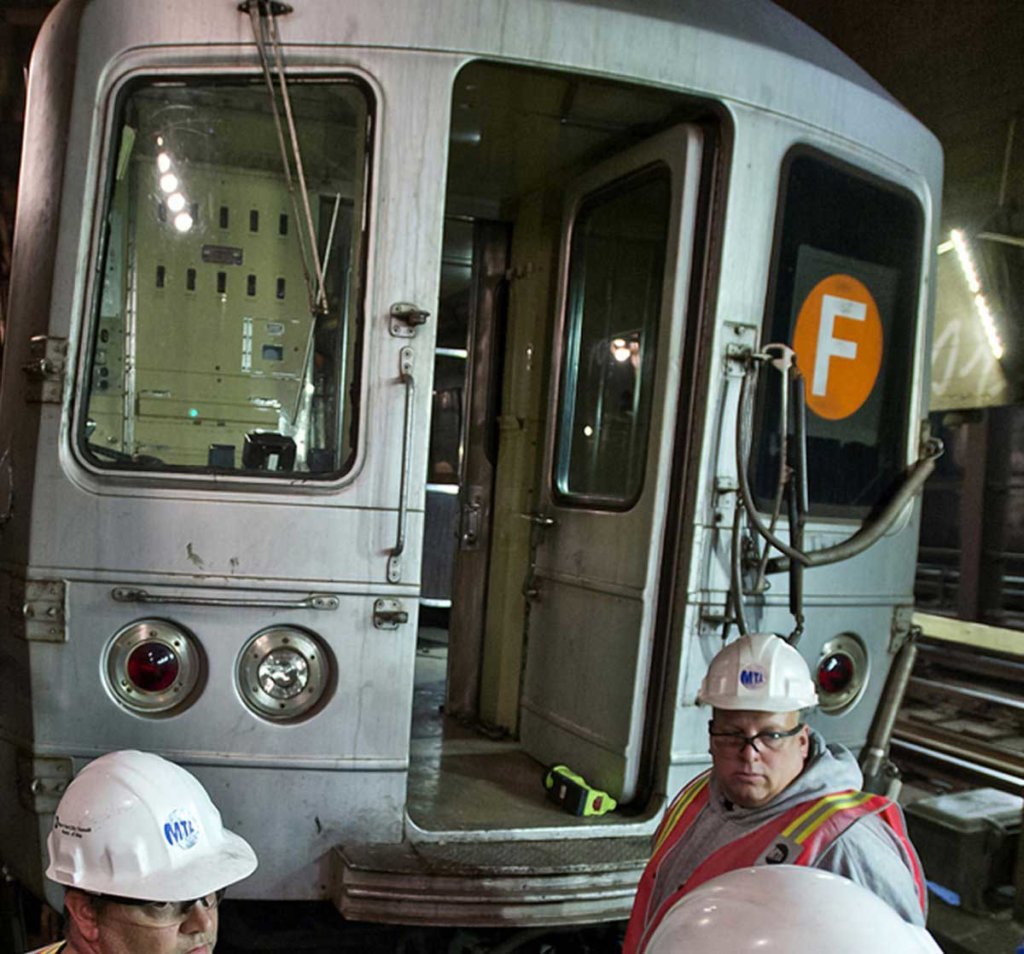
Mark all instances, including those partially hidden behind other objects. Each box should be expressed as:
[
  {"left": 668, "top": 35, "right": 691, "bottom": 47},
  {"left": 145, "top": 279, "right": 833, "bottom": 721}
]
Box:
[
  {"left": 697, "top": 632, "right": 819, "bottom": 712},
  {"left": 644, "top": 865, "right": 941, "bottom": 954},
  {"left": 46, "top": 750, "right": 257, "bottom": 901}
]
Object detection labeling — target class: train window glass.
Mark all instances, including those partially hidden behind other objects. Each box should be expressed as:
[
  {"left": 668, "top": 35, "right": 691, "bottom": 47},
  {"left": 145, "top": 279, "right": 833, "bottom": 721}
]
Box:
[
  {"left": 754, "top": 151, "right": 923, "bottom": 516},
  {"left": 81, "top": 77, "right": 371, "bottom": 479},
  {"left": 554, "top": 168, "right": 670, "bottom": 507}
]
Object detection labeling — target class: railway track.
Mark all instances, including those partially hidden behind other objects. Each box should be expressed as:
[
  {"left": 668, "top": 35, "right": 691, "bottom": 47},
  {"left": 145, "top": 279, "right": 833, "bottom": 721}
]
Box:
[{"left": 892, "top": 636, "right": 1024, "bottom": 793}]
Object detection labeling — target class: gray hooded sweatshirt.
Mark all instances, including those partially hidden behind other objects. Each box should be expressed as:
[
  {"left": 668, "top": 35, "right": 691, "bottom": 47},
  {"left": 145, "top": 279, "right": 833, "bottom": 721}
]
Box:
[{"left": 647, "top": 730, "right": 927, "bottom": 926}]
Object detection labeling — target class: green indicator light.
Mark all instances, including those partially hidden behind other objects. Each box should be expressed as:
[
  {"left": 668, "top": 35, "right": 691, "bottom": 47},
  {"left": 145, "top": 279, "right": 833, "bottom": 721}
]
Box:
[{"left": 188, "top": 408, "right": 200, "bottom": 419}]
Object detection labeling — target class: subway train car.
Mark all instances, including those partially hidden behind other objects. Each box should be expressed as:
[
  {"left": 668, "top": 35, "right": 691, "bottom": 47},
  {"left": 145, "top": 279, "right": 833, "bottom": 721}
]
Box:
[{"left": 0, "top": 0, "right": 942, "bottom": 927}]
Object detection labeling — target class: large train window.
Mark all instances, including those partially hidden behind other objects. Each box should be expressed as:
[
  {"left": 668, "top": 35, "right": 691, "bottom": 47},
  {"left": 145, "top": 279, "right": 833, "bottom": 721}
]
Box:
[
  {"left": 554, "top": 169, "right": 670, "bottom": 507},
  {"left": 79, "top": 77, "right": 371, "bottom": 478},
  {"left": 754, "top": 150, "right": 923, "bottom": 516}
]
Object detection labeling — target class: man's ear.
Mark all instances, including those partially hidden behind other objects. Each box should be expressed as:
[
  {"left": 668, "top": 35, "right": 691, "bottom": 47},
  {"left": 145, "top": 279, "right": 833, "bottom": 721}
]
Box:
[
  {"left": 798, "top": 723, "right": 810, "bottom": 760},
  {"left": 64, "top": 889, "right": 102, "bottom": 944}
]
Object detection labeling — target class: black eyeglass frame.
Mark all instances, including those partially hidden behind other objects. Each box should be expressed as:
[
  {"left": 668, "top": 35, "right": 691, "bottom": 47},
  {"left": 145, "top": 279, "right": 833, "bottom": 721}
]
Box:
[
  {"left": 99, "top": 887, "right": 226, "bottom": 918},
  {"left": 707, "top": 721, "right": 806, "bottom": 753}
]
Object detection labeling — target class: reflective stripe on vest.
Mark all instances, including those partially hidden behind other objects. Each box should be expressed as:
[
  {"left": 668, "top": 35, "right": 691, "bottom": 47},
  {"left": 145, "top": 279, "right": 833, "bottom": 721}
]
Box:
[
  {"left": 625, "top": 783, "right": 926, "bottom": 954},
  {"left": 25, "top": 943, "right": 66, "bottom": 954}
]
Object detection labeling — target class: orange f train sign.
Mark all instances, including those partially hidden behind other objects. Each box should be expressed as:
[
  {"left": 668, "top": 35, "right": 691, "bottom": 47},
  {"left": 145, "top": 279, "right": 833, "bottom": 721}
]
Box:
[
  {"left": 788, "top": 248, "right": 898, "bottom": 448},
  {"left": 793, "top": 273, "right": 883, "bottom": 421}
]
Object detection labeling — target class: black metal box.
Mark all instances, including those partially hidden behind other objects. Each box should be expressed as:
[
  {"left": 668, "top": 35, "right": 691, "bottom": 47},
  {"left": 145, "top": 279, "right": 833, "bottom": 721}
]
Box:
[{"left": 904, "top": 787, "right": 1022, "bottom": 914}]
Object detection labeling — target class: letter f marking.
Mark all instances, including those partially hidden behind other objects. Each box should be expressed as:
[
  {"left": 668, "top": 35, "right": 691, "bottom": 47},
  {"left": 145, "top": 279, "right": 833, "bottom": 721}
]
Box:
[{"left": 813, "top": 294, "right": 866, "bottom": 397}]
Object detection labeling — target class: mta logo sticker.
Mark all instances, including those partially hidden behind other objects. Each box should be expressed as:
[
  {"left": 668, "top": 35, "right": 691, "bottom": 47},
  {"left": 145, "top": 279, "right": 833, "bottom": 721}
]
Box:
[
  {"left": 163, "top": 810, "right": 200, "bottom": 850},
  {"left": 739, "top": 666, "right": 766, "bottom": 689}
]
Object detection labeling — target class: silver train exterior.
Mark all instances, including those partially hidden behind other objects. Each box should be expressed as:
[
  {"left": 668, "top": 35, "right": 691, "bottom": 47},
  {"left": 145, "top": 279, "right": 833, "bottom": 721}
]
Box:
[{"left": 0, "top": 0, "right": 942, "bottom": 926}]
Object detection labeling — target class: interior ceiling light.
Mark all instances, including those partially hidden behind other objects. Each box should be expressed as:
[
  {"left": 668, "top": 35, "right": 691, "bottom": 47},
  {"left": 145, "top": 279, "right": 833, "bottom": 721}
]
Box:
[
  {"left": 610, "top": 337, "right": 632, "bottom": 362},
  {"left": 950, "top": 228, "right": 1005, "bottom": 360}
]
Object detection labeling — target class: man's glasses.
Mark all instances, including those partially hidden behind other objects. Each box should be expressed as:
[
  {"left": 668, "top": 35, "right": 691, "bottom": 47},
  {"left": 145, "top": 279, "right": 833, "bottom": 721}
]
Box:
[
  {"left": 102, "top": 888, "right": 225, "bottom": 926},
  {"left": 708, "top": 722, "right": 805, "bottom": 753}
]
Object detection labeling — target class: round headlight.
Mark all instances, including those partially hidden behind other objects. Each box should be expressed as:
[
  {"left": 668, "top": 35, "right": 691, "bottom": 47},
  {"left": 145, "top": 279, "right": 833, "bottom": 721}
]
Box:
[
  {"left": 237, "top": 627, "right": 330, "bottom": 721},
  {"left": 815, "top": 633, "right": 868, "bottom": 714},
  {"left": 105, "top": 619, "right": 202, "bottom": 715}
]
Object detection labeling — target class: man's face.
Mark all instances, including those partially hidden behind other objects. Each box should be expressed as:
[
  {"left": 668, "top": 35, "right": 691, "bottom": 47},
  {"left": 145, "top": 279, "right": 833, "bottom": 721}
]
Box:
[
  {"left": 709, "top": 708, "right": 809, "bottom": 808},
  {"left": 93, "top": 896, "right": 218, "bottom": 954}
]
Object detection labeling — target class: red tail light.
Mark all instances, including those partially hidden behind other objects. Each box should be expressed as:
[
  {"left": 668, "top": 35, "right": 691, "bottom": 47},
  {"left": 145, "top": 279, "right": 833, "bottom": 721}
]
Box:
[
  {"left": 817, "top": 652, "right": 854, "bottom": 696},
  {"left": 814, "top": 634, "right": 867, "bottom": 713},
  {"left": 104, "top": 620, "right": 202, "bottom": 715},
  {"left": 126, "top": 642, "right": 180, "bottom": 692}
]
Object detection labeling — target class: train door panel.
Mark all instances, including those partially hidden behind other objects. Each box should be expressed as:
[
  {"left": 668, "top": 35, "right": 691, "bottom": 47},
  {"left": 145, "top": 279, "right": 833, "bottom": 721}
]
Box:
[{"left": 519, "top": 126, "right": 704, "bottom": 802}]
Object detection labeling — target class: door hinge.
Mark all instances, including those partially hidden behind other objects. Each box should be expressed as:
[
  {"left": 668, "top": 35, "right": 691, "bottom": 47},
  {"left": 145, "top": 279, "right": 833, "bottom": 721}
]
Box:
[
  {"left": 17, "top": 754, "right": 73, "bottom": 814},
  {"left": 21, "top": 336, "right": 68, "bottom": 404},
  {"left": 7, "top": 578, "right": 67, "bottom": 642},
  {"left": 373, "top": 598, "right": 409, "bottom": 630}
]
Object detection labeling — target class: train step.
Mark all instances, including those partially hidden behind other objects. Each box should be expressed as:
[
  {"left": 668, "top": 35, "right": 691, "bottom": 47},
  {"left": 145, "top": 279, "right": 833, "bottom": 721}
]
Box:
[{"left": 332, "top": 836, "right": 650, "bottom": 927}]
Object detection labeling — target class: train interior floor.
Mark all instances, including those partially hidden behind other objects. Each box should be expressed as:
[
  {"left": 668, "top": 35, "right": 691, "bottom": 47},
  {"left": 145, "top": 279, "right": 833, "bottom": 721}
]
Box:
[{"left": 406, "top": 625, "right": 624, "bottom": 832}]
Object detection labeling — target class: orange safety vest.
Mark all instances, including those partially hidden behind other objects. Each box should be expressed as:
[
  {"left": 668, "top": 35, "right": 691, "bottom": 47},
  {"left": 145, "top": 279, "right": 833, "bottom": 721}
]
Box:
[{"left": 624, "top": 770, "right": 927, "bottom": 954}]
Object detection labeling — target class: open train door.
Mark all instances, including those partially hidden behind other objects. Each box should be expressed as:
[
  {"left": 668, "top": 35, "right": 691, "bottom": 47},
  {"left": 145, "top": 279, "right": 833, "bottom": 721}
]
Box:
[{"left": 519, "top": 125, "right": 704, "bottom": 802}]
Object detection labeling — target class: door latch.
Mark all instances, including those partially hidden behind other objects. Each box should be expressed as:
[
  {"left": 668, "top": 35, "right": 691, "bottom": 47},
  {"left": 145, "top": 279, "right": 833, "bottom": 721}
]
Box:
[
  {"left": 460, "top": 486, "right": 484, "bottom": 549},
  {"left": 373, "top": 598, "right": 409, "bottom": 630},
  {"left": 389, "top": 302, "right": 430, "bottom": 338},
  {"left": 21, "top": 336, "right": 67, "bottom": 404}
]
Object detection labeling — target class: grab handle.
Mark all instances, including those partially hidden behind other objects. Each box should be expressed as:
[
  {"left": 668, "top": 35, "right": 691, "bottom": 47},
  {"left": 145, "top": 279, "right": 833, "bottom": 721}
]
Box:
[
  {"left": 112, "top": 588, "right": 338, "bottom": 610},
  {"left": 387, "top": 347, "right": 415, "bottom": 583}
]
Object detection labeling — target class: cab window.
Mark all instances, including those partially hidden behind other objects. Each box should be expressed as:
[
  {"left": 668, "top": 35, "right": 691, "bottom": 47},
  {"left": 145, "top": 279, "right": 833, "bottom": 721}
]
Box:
[
  {"left": 754, "top": 150, "right": 924, "bottom": 515},
  {"left": 81, "top": 77, "right": 371, "bottom": 478},
  {"left": 554, "top": 168, "right": 670, "bottom": 507}
]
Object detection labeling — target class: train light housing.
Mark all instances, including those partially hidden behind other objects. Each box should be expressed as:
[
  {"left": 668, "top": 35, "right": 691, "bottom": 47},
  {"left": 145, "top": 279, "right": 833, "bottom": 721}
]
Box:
[
  {"left": 105, "top": 619, "right": 203, "bottom": 715},
  {"left": 237, "top": 627, "right": 330, "bottom": 722},
  {"left": 815, "top": 633, "right": 868, "bottom": 714}
]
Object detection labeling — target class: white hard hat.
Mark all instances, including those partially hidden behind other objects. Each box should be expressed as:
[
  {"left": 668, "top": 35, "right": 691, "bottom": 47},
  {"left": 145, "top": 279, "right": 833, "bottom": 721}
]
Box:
[
  {"left": 697, "top": 633, "right": 818, "bottom": 711},
  {"left": 644, "top": 866, "right": 940, "bottom": 954},
  {"left": 46, "top": 750, "right": 257, "bottom": 901}
]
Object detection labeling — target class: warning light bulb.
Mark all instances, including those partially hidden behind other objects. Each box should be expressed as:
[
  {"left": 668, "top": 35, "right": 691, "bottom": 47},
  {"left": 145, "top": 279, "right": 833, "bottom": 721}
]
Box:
[
  {"left": 157, "top": 152, "right": 172, "bottom": 174},
  {"left": 167, "top": 192, "right": 186, "bottom": 213},
  {"left": 159, "top": 172, "right": 179, "bottom": 194},
  {"left": 173, "top": 211, "right": 194, "bottom": 233}
]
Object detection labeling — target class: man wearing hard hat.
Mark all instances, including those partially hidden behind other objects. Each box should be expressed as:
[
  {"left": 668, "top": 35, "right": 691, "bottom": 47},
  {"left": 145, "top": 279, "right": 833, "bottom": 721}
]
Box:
[
  {"left": 624, "top": 633, "right": 927, "bottom": 954},
  {"left": 29, "top": 749, "right": 258, "bottom": 954}
]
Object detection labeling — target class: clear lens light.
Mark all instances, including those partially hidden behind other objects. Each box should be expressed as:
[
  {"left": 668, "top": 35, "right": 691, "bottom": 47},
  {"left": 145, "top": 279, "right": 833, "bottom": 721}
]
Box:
[
  {"left": 157, "top": 152, "right": 172, "bottom": 174},
  {"left": 173, "top": 212, "right": 194, "bottom": 233},
  {"left": 166, "top": 192, "right": 186, "bottom": 213},
  {"left": 258, "top": 648, "right": 309, "bottom": 700},
  {"left": 159, "top": 172, "right": 179, "bottom": 194}
]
